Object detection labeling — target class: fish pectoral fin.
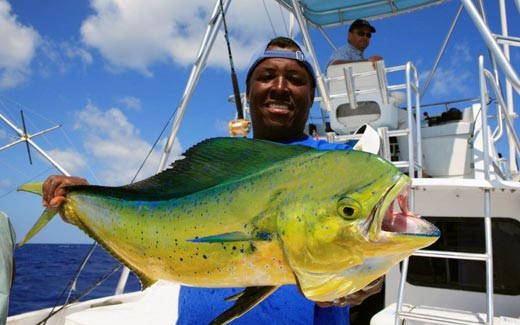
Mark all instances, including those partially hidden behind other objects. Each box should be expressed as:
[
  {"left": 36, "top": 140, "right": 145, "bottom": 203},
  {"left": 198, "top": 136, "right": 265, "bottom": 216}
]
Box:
[
  {"left": 17, "top": 181, "right": 44, "bottom": 196},
  {"left": 209, "top": 286, "right": 279, "bottom": 325},
  {"left": 18, "top": 208, "right": 58, "bottom": 247},
  {"left": 188, "top": 231, "right": 272, "bottom": 243}
]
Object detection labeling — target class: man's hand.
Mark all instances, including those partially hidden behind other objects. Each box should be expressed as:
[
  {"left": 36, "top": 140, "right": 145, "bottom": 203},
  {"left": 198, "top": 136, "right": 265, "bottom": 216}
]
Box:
[
  {"left": 315, "top": 277, "right": 384, "bottom": 308},
  {"left": 367, "top": 55, "right": 383, "bottom": 63},
  {"left": 42, "top": 175, "right": 89, "bottom": 222},
  {"left": 368, "top": 55, "right": 383, "bottom": 69}
]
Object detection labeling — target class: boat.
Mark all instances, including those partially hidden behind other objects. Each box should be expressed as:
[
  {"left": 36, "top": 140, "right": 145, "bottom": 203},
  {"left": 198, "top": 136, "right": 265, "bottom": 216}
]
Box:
[{"left": 5, "top": 0, "right": 520, "bottom": 324}]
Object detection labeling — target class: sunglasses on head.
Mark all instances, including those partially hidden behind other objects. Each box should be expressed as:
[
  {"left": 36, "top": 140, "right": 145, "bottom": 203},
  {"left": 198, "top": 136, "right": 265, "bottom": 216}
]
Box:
[{"left": 354, "top": 31, "right": 372, "bottom": 38}]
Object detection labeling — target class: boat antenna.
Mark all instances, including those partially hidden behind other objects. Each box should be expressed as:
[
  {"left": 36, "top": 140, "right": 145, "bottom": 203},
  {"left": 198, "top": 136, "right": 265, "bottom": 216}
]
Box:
[
  {"left": 20, "top": 110, "right": 33, "bottom": 164},
  {"left": 219, "top": 0, "right": 251, "bottom": 137},
  {"left": 0, "top": 110, "right": 67, "bottom": 174}
]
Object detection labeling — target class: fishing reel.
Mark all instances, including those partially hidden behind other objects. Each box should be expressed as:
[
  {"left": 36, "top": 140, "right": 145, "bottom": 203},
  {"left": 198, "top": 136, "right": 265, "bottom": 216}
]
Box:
[{"left": 228, "top": 119, "right": 251, "bottom": 137}]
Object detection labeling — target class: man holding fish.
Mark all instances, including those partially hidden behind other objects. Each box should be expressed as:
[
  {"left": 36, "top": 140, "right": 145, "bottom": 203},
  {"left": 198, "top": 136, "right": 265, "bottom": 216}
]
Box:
[{"left": 36, "top": 37, "right": 428, "bottom": 324}]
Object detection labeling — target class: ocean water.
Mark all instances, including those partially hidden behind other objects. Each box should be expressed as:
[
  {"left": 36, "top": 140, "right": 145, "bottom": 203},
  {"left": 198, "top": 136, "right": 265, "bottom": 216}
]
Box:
[{"left": 8, "top": 243, "right": 141, "bottom": 317}]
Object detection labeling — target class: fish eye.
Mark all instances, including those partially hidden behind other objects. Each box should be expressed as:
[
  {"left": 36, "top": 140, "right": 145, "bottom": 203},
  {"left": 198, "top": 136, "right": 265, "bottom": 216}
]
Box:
[{"left": 337, "top": 197, "right": 361, "bottom": 220}]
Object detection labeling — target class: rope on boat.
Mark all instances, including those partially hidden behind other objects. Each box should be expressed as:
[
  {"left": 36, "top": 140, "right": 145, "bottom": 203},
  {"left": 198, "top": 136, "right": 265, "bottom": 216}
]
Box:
[
  {"left": 262, "top": 0, "right": 289, "bottom": 37},
  {"left": 37, "top": 242, "right": 97, "bottom": 324},
  {"left": 36, "top": 263, "right": 122, "bottom": 324}
]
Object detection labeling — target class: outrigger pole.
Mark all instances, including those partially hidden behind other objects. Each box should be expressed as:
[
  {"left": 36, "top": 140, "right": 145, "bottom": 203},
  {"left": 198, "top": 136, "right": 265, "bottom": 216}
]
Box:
[{"left": 156, "top": 0, "right": 231, "bottom": 172}]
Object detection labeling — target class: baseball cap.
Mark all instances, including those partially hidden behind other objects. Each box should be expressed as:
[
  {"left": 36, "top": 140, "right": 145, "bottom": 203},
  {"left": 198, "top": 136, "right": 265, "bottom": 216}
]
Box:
[
  {"left": 246, "top": 39, "right": 317, "bottom": 87},
  {"left": 349, "top": 19, "right": 376, "bottom": 33}
]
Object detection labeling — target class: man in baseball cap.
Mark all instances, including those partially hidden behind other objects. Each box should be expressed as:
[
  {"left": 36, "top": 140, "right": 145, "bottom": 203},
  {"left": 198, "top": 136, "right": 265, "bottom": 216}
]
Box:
[
  {"left": 349, "top": 19, "right": 376, "bottom": 33},
  {"left": 328, "top": 19, "right": 383, "bottom": 66}
]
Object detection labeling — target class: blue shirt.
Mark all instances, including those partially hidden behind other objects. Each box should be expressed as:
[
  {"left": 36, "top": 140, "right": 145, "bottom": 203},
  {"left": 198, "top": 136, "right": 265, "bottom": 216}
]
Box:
[
  {"left": 283, "top": 135, "right": 353, "bottom": 150},
  {"left": 328, "top": 43, "right": 364, "bottom": 67},
  {"left": 177, "top": 136, "right": 351, "bottom": 325}
]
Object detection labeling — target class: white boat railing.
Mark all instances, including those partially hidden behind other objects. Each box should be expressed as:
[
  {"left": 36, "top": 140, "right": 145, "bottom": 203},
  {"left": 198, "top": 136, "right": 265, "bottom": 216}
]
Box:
[
  {"left": 393, "top": 51, "right": 520, "bottom": 325},
  {"left": 481, "top": 62, "right": 520, "bottom": 174},
  {"left": 393, "top": 0, "right": 520, "bottom": 320},
  {"left": 319, "top": 60, "right": 423, "bottom": 179},
  {"left": 393, "top": 56, "right": 497, "bottom": 325},
  {"left": 461, "top": 0, "right": 520, "bottom": 93}
]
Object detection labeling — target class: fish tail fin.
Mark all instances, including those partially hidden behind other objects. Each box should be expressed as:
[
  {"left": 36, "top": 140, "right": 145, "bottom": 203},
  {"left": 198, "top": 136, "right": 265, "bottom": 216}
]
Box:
[
  {"left": 16, "top": 181, "right": 54, "bottom": 247},
  {"left": 209, "top": 286, "right": 279, "bottom": 325},
  {"left": 17, "top": 208, "right": 58, "bottom": 247},
  {"left": 17, "top": 182, "right": 45, "bottom": 196}
]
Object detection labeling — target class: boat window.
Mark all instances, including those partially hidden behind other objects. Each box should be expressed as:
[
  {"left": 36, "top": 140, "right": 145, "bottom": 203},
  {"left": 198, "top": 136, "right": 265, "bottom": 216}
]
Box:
[
  {"left": 336, "top": 101, "right": 380, "bottom": 117},
  {"left": 405, "top": 217, "right": 520, "bottom": 295}
]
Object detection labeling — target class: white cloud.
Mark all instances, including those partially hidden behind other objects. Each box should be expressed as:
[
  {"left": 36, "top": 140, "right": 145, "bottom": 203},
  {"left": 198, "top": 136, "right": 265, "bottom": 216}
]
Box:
[
  {"left": 72, "top": 102, "right": 182, "bottom": 185},
  {"left": 38, "top": 38, "right": 93, "bottom": 77},
  {"left": 80, "top": 0, "right": 293, "bottom": 75},
  {"left": 0, "top": 1, "right": 92, "bottom": 86},
  {"left": 0, "top": 0, "right": 40, "bottom": 88},
  {"left": 63, "top": 42, "right": 93, "bottom": 65},
  {"left": 429, "top": 67, "right": 472, "bottom": 97},
  {"left": 45, "top": 148, "right": 88, "bottom": 175},
  {"left": 0, "top": 177, "right": 12, "bottom": 194},
  {"left": 425, "top": 41, "right": 474, "bottom": 98},
  {"left": 117, "top": 96, "right": 142, "bottom": 111},
  {"left": 0, "top": 178, "right": 10, "bottom": 188}
]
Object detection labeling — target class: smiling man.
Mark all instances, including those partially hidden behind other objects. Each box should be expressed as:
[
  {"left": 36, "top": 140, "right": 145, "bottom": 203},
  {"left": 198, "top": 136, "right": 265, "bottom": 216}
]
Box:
[
  {"left": 246, "top": 37, "right": 350, "bottom": 150},
  {"left": 246, "top": 38, "right": 315, "bottom": 142}
]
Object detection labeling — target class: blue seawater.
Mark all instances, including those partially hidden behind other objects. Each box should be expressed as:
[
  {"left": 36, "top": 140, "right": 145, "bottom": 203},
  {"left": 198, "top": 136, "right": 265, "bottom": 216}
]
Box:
[{"left": 8, "top": 243, "right": 141, "bottom": 316}]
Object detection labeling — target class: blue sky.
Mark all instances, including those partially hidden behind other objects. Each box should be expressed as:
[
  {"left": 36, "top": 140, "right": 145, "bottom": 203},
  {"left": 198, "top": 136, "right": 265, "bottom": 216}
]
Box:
[{"left": 0, "top": 0, "right": 519, "bottom": 243}]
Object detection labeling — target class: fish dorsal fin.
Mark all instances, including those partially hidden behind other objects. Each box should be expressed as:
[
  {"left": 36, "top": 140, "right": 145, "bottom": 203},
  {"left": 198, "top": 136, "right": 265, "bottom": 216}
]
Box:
[{"left": 67, "top": 137, "right": 314, "bottom": 200}]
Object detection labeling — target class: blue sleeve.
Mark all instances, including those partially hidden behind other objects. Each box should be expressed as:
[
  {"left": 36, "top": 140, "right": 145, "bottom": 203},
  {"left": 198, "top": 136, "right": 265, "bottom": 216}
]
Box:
[
  {"left": 178, "top": 285, "right": 315, "bottom": 324},
  {"left": 315, "top": 305, "right": 350, "bottom": 324}
]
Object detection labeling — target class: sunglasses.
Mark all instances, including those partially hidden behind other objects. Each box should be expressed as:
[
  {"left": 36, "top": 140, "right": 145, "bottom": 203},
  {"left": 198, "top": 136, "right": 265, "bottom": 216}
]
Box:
[{"left": 354, "top": 31, "right": 372, "bottom": 38}]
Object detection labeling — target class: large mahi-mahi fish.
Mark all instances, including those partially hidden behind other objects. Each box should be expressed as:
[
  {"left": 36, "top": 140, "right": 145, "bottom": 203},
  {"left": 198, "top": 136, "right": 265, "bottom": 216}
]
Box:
[{"left": 18, "top": 137, "right": 439, "bottom": 324}]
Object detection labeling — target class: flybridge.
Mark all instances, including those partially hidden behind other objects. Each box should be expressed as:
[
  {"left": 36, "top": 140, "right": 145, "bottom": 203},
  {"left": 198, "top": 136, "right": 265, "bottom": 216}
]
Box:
[{"left": 273, "top": 0, "right": 447, "bottom": 28}]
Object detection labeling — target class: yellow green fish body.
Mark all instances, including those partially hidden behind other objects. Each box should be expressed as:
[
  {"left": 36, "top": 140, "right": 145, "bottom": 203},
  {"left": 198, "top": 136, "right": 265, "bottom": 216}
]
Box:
[{"left": 19, "top": 137, "right": 439, "bottom": 323}]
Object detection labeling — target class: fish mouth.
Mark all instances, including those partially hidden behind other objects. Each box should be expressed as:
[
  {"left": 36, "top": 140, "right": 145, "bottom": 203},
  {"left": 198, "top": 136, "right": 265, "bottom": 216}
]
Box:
[{"left": 359, "top": 175, "right": 439, "bottom": 241}]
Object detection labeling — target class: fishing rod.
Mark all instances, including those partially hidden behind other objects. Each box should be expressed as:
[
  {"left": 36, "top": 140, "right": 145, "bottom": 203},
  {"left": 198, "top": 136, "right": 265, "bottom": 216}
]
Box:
[{"left": 219, "top": 0, "right": 251, "bottom": 137}]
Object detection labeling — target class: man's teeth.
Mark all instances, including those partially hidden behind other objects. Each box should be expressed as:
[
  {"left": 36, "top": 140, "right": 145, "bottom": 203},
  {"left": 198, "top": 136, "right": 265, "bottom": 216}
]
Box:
[{"left": 269, "top": 104, "right": 289, "bottom": 109}]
